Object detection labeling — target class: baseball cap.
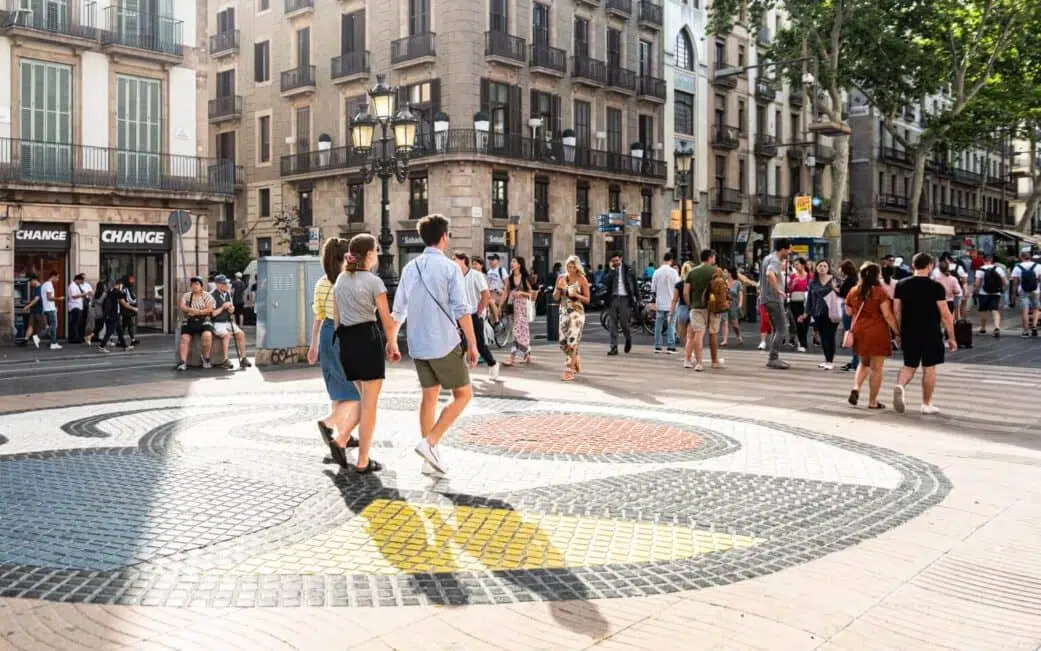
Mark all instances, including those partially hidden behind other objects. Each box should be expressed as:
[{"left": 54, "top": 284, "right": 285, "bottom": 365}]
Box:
[{"left": 214, "top": 274, "right": 228, "bottom": 284}]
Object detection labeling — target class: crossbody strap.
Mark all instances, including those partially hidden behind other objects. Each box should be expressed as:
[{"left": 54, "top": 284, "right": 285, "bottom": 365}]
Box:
[{"left": 415, "top": 261, "right": 458, "bottom": 331}]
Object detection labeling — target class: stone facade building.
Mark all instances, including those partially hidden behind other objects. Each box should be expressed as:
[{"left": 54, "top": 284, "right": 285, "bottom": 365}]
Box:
[
  {"left": 206, "top": 0, "right": 669, "bottom": 278},
  {"left": 0, "top": 0, "right": 231, "bottom": 342}
]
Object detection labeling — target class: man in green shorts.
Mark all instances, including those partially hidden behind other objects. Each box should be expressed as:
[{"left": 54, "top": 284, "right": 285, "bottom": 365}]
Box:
[{"left": 683, "top": 249, "right": 723, "bottom": 371}]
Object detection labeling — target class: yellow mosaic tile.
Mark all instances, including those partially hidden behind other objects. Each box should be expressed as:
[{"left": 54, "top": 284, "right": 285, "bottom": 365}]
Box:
[{"left": 220, "top": 499, "right": 763, "bottom": 576}]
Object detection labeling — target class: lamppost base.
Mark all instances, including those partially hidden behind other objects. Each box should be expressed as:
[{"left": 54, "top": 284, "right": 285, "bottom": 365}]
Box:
[{"left": 377, "top": 252, "right": 399, "bottom": 304}]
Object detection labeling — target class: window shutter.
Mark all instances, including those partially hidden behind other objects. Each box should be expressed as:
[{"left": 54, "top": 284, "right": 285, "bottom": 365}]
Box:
[
  {"left": 529, "top": 89, "right": 538, "bottom": 119},
  {"left": 254, "top": 42, "right": 263, "bottom": 82},
  {"left": 480, "top": 78, "right": 490, "bottom": 116},
  {"left": 551, "top": 95, "right": 561, "bottom": 138},
  {"left": 429, "top": 78, "right": 441, "bottom": 115},
  {"left": 396, "top": 84, "right": 409, "bottom": 111},
  {"left": 341, "top": 13, "right": 352, "bottom": 54},
  {"left": 507, "top": 85, "right": 522, "bottom": 134},
  {"left": 227, "top": 8, "right": 235, "bottom": 29},
  {"left": 355, "top": 11, "right": 365, "bottom": 51}
]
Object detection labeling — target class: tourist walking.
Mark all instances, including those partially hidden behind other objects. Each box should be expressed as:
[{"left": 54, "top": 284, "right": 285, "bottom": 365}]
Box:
[
  {"left": 121, "top": 275, "right": 140, "bottom": 346},
  {"left": 975, "top": 253, "right": 1007, "bottom": 336},
  {"left": 502, "top": 257, "right": 536, "bottom": 366},
  {"left": 39, "top": 270, "right": 62, "bottom": 350},
  {"left": 21, "top": 275, "right": 45, "bottom": 348},
  {"left": 455, "top": 253, "right": 500, "bottom": 381},
  {"left": 554, "top": 255, "right": 590, "bottom": 381},
  {"left": 806, "top": 260, "right": 840, "bottom": 370},
  {"left": 67, "top": 273, "right": 92, "bottom": 344},
  {"left": 333, "top": 233, "right": 400, "bottom": 474},
  {"left": 683, "top": 249, "right": 724, "bottom": 371},
  {"left": 761, "top": 239, "right": 792, "bottom": 369},
  {"left": 892, "top": 253, "right": 958, "bottom": 415},
  {"left": 1010, "top": 251, "right": 1040, "bottom": 337},
  {"left": 85, "top": 279, "right": 107, "bottom": 345},
  {"left": 307, "top": 237, "right": 359, "bottom": 469},
  {"left": 604, "top": 253, "right": 639, "bottom": 355},
  {"left": 837, "top": 259, "right": 859, "bottom": 371},
  {"left": 934, "top": 259, "right": 964, "bottom": 317},
  {"left": 845, "top": 263, "right": 900, "bottom": 409},
  {"left": 787, "top": 258, "right": 811, "bottom": 352},
  {"left": 389, "top": 214, "right": 479, "bottom": 476},
  {"left": 671, "top": 262, "right": 694, "bottom": 355},
  {"left": 650, "top": 253, "right": 679, "bottom": 353},
  {"left": 720, "top": 267, "right": 744, "bottom": 347}
]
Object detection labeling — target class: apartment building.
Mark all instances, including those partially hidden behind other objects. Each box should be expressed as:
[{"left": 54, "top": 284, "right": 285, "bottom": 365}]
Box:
[
  {"left": 1011, "top": 142, "right": 1041, "bottom": 234},
  {"left": 0, "top": 0, "right": 232, "bottom": 342},
  {"left": 207, "top": 0, "right": 668, "bottom": 278}
]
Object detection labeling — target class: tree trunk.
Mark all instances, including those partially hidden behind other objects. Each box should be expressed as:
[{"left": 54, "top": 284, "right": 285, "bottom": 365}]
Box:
[
  {"left": 1015, "top": 185, "right": 1040, "bottom": 233},
  {"left": 908, "top": 148, "right": 929, "bottom": 226},
  {"left": 829, "top": 134, "right": 850, "bottom": 259}
]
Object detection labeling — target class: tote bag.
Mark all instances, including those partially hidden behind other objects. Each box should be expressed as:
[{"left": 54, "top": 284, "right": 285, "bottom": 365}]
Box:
[{"left": 824, "top": 291, "right": 843, "bottom": 324}]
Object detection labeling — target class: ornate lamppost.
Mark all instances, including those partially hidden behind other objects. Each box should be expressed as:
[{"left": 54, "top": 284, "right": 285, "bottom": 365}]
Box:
[
  {"left": 349, "top": 74, "right": 418, "bottom": 296},
  {"left": 674, "top": 144, "right": 694, "bottom": 264}
]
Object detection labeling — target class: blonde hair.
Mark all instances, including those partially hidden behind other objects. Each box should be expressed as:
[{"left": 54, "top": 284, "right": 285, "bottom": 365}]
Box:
[
  {"left": 564, "top": 255, "right": 585, "bottom": 276},
  {"left": 680, "top": 261, "right": 695, "bottom": 277}
]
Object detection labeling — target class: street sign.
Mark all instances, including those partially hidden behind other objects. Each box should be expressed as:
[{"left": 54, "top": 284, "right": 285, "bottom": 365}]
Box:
[
  {"left": 307, "top": 226, "right": 321, "bottom": 253},
  {"left": 794, "top": 195, "right": 812, "bottom": 223},
  {"left": 626, "top": 214, "right": 642, "bottom": 228},
  {"left": 597, "top": 213, "right": 622, "bottom": 233},
  {"left": 167, "top": 210, "right": 192, "bottom": 235}
]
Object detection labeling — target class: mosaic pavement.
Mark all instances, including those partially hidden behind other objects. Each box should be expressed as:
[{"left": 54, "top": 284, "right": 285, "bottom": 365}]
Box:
[{"left": 0, "top": 393, "right": 950, "bottom": 608}]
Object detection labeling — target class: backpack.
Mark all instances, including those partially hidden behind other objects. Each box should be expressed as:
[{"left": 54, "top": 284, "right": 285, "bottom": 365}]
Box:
[
  {"left": 1017, "top": 263, "right": 1039, "bottom": 293},
  {"left": 982, "top": 266, "right": 1003, "bottom": 294},
  {"left": 102, "top": 288, "right": 120, "bottom": 315},
  {"left": 705, "top": 271, "right": 732, "bottom": 313}
]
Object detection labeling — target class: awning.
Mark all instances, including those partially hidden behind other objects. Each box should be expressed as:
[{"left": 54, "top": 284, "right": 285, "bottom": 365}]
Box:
[
  {"left": 771, "top": 221, "right": 840, "bottom": 240},
  {"left": 995, "top": 229, "right": 1041, "bottom": 247},
  {"left": 917, "top": 223, "right": 956, "bottom": 236}
]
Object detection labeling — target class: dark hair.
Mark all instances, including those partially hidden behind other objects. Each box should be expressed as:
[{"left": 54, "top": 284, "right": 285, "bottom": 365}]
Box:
[
  {"left": 881, "top": 265, "right": 895, "bottom": 284},
  {"left": 508, "top": 256, "right": 531, "bottom": 291},
  {"left": 774, "top": 238, "right": 791, "bottom": 252},
  {"left": 417, "top": 213, "right": 449, "bottom": 247},
  {"left": 663, "top": 252, "right": 674, "bottom": 262},
  {"left": 471, "top": 256, "right": 485, "bottom": 269},
  {"left": 48, "top": 270, "right": 59, "bottom": 279},
  {"left": 727, "top": 266, "right": 739, "bottom": 280},
  {"left": 345, "top": 233, "right": 377, "bottom": 273},
  {"left": 939, "top": 260, "right": 951, "bottom": 276},
  {"left": 453, "top": 252, "right": 470, "bottom": 265},
  {"left": 699, "top": 249, "right": 715, "bottom": 263},
  {"left": 610, "top": 253, "right": 622, "bottom": 260},
  {"left": 489, "top": 254, "right": 499, "bottom": 261},
  {"left": 794, "top": 257, "right": 808, "bottom": 272},
  {"left": 28, "top": 273, "right": 39, "bottom": 281},
  {"left": 814, "top": 259, "right": 832, "bottom": 282},
  {"left": 321, "top": 237, "right": 347, "bottom": 283},
  {"left": 839, "top": 259, "right": 857, "bottom": 278},
  {"left": 189, "top": 276, "right": 203, "bottom": 286},
  {"left": 74, "top": 273, "right": 85, "bottom": 281},
  {"left": 912, "top": 252, "right": 933, "bottom": 270},
  {"left": 858, "top": 262, "right": 882, "bottom": 292}
]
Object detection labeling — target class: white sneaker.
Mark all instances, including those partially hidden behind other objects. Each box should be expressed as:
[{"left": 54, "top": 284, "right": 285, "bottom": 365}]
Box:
[
  {"left": 683, "top": 360, "right": 694, "bottom": 369},
  {"left": 694, "top": 363, "right": 704, "bottom": 372},
  {"left": 414, "top": 439, "right": 446, "bottom": 474},
  {"left": 202, "top": 359, "right": 213, "bottom": 369},
  {"left": 49, "top": 343, "right": 62, "bottom": 350},
  {"left": 920, "top": 404, "right": 940, "bottom": 415},
  {"left": 489, "top": 363, "right": 501, "bottom": 382},
  {"left": 421, "top": 460, "right": 446, "bottom": 476},
  {"left": 126, "top": 345, "right": 135, "bottom": 352},
  {"left": 31, "top": 334, "right": 40, "bottom": 348},
  {"left": 757, "top": 341, "right": 767, "bottom": 350},
  {"left": 711, "top": 358, "right": 725, "bottom": 369},
  {"left": 797, "top": 346, "right": 807, "bottom": 353},
  {"left": 893, "top": 385, "right": 906, "bottom": 414},
  {"left": 820, "top": 362, "right": 834, "bottom": 370}
]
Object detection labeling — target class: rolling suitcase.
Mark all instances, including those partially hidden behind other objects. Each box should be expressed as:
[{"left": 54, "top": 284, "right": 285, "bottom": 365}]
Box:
[{"left": 954, "top": 319, "right": 973, "bottom": 349}]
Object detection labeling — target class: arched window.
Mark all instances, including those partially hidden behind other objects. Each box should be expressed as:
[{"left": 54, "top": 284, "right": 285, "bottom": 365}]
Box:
[{"left": 676, "top": 30, "right": 694, "bottom": 71}]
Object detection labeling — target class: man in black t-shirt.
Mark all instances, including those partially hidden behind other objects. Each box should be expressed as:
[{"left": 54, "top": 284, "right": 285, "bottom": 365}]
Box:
[{"left": 892, "top": 252, "right": 957, "bottom": 416}]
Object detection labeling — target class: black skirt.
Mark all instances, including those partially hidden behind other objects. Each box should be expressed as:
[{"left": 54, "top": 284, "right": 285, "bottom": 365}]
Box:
[{"left": 336, "top": 321, "right": 385, "bottom": 382}]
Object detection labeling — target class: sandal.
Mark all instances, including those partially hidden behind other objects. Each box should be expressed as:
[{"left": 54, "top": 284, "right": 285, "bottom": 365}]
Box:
[
  {"left": 318, "top": 421, "right": 348, "bottom": 468},
  {"left": 355, "top": 459, "right": 383, "bottom": 474},
  {"left": 573, "top": 356, "right": 581, "bottom": 373},
  {"left": 868, "top": 403, "right": 886, "bottom": 410},
  {"left": 561, "top": 368, "right": 576, "bottom": 382},
  {"left": 501, "top": 355, "right": 515, "bottom": 367},
  {"left": 848, "top": 389, "right": 860, "bottom": 406}
]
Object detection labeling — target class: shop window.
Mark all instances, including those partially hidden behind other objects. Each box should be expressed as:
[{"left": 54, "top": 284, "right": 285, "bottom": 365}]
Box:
[
  {"left": 348, "top": 182, "right": 365, "bottom": 223},
  {"left": 641, "top": 189, "right": 652, "bottom": 228},
  {"left": 409, "top": 174, "right": 429, "bottom": 220}
]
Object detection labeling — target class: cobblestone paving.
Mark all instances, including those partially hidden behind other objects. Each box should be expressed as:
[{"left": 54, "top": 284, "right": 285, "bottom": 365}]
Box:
[{"left": 0, "top": 393, "right": 950, "bottom": 608}]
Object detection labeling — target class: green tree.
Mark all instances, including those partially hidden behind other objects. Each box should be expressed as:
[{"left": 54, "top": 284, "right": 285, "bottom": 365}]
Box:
[{"left": 214, "top": 240, "right": 253, "bottom": 276}]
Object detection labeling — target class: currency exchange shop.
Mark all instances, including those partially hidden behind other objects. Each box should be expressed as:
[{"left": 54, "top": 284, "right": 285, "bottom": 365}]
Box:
[
  {"left": 13, "top": 222, "right": 71, "bottom": 342},
  {"left": 98, "top": 224, "right": 172, "bottom": 332}
]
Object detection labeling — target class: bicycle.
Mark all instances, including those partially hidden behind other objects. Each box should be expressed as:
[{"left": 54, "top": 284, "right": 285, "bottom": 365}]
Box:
[
  {"left": 599, "top": 301, "right": 654, "bottom": 336},
  {"left": 487, "top": 311, "right": 513, "bottom": 349}
]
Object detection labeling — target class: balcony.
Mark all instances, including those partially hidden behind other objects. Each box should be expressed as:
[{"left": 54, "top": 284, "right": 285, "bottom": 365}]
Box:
[
  {"left": 757, "top": 27, "right": 771, "bottom": 47},
  {"left": 284, "top": 0, "right": 313, "bottom": 17},
  {"left": 789, "top": 92, "right": 803, "bottom": 108},
  {"left": 638, "top": 1, "right": 662, "bottom": 29},
  {"left": 280, "top": 65, "right": 316, "bottom": 96},
  {"left": 280, "top": 129, "right": 668, "bottom": 182},
  {"left": 0, "top": 137, "right": 235, "bottom": 198},
  {"left": 331, "top": 50, "right": 369, "bottom": 83},
  {"left": 605, "top": 0, "right": 631, "bottom": 18},
  {"left": 877, "top": 194, "right": 909, "bottom": 211},
  {"left": 101, "top": 7, "right": 182, "bottom": 62},
  {"left": 754, "top": 134, "right": 778, "bottom": 157},
  {"left": 787, "top": 147, "right": 802, "bottom": 162},
  {"left": 955, "top": 205, "right": 982, "bottom": 221},
  {"left": 986, "top": 171, "right": 1008, "bottom": 188},
  {"left": 391, "top": 32, "right": 436, "bottom": 66},
  {"left": 0, "top": 0, "right": 98, "bottom": 43},
  {"left": 880, "top": 146, "right": 911, "bottom": 165},
  {"left": 485, "top": 31, "right": 526, "bottom": 66},
  {"left": 753, "top": 193, "right": 783, "bottom": 216},
  {"left": 814, "top": 144, "right": 834, "bottom": 163},
  {"left": 530, "top": 44, "right": 567, "bottom": 76},
  {"left": 606, "top": 64, "right": 636, "bottom": 94},
  {"left": 572, "top": 55, "right": 608, "bottom": 87},
  {"left": 711, "top": 188, "right": 743, "bottom": 212},
  {"left": 209, "top": 29, "right": 239, "bottom": 57},
  {"left": 712, "top": 63, "right": 737, "bottom": 89},
  {"left": 208, "top": 95, "right": 242, "bottom": 123},
  {"left": 755, "top": 78, "right": 777, "bottom": 102},
  {"left": 711, "top": 125, "right": 740, "bottom": 149},
  {"left": 636, "top": 75, "right": 666, "bottom": 102},
  {"left": 215, "top": 221, "right": 236, "bottom": 240},
  {"left": 951, "top": 167, "right": 983, "bottom": 185}
]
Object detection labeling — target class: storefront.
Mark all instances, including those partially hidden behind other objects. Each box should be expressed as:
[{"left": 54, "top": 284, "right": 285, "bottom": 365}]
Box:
[
  {"left": 397, "top": 230, "right": 425, "bottom": 272},
  {"left": 99, "top": 224, "right": 172, "bottom": 333},
  {"left": 14, "top": 222, "right": 71, "bottom": 342},
  {"left": 636, "top": 237, "right": 658, "bottom": 275},
  {"left": 531, "top": 232, "right": 552, "bottom": 285},
  {"left": 483, "top": 228, "right": 509, "bottom": 267},
  {"left": 710, "top": 223, "right": 735, "bottom": 263},
  {"left": 574, "top": 233, "right": 592, "bottom": 271},
  {"left": 845, "top": 224, "right": 957, "bottom": 264}
]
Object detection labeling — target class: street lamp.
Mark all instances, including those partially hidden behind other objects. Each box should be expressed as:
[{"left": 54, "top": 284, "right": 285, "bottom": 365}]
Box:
[
  {"left": 674, "top": 145, "right": 694, "bottom": 264},
  {"left": 349, "top": 73, "right": 418, "bottom": 297}
]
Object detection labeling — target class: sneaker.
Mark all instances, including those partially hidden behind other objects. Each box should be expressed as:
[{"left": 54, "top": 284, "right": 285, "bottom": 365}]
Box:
[
  {"left": 1022, "top": 330, "right": 1031, "bottom": 338},
  {"left": 920, "top": 404, "right": 940, "bottom": 415},
  {"left": 683, "top": 360, "right": 694, "bottom": 369},
  {"left": 654, "top": 347, "right": 662, "bottom": 354},
  {"left": 414, "top": 439, "right": 446, "bottom": 474},
  {"left": 239, "top": 357, "right": 253, "bottom": 368},
  {"left": 893, "top": 385, "right": 906, "bottom": 414},
  {"left": 1033, "top": 328, "right": 1039, "bottom": 338},
  {"left": 31, "top": 334, "right": 40, "bottom": 348},
  {"left": 125, "top": 345, "right": 134, "bottom": 352},
  {"left": 202, "top": 358, "right": 213, "bottom": 369},
  {"left": 797, "top": 346, "right": 807, "bottom": 353},
  {"left": 421, "top": 460, "right": 446, "bottom": 476},
  {"left": 821, "top": 362, "right": 834, "bottom": 370},
  {"left": 176, "top": 361, "right": 187, "bottom": 371},
  {"left": 222, "top": 360, "right": 235, "bottom": 370},
  {"left": 757, "top": 341, "right": 767, "bottom": 350},
  {"left": 840, "top": 362, "right": 853, "bottom": 371},
  {"left": 97, "top": 345, "right": 110, "bottom": 354},
  {"left": 666, "top": 348, "right": 677, "bottom": 355},
  {"left": 766, "top": 359, "right": 791, "bottom": 370},
  {"left": 694, "top": 363, "right": 704, "bottom": 372},
  {"left": 978, "top": 329, "right": 987, "bottom": 335},
  {"left": 711, "top": 359, "right": 725, "bottom": 369},
  {"left": 994, "top": 329, "right": 1001, "bottom": 338},
  {"left": 624, "top": 339, "right": 632, "bottom": 354},
  {"left": 49, "top": 343, "right": 62, "bottom": 350},
  {"left": 489, "top": 363, "right": 500, "bottom": 381}
]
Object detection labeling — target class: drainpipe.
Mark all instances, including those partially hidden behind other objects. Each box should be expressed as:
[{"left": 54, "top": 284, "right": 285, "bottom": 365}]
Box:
[{"left": 194, "top": 212, "right": 200, "bottom": 277}]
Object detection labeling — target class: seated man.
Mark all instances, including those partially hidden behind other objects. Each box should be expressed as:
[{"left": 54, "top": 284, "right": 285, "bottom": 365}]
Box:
[
  {"left": 211, "top": 274, "right": 252, "bottom": 370},
  {"left": 177, "top": 276, "right": 216, "bottom": 371}
]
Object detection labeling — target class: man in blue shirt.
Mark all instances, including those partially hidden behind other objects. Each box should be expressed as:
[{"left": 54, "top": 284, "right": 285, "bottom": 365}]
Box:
[{"left": 389, "top": 214, "right": 478, "bottom": 475}]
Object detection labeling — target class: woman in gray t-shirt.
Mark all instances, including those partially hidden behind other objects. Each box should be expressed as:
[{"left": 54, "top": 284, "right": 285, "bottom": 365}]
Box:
[{"left": 332, "top": 233, "right": 401, "bottom": 474}]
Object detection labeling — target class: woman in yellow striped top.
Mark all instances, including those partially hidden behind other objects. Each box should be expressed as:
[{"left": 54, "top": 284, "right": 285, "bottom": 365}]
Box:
[{"left": 307, "top": 237, "right": 360, "bottom": 468}]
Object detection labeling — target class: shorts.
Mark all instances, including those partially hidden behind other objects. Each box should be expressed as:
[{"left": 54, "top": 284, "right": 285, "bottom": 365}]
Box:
[
  {"left": 674, "top": 305, "right": 690, "bottom": 325},
  {"left": 978, "top": 294, "right": 1001, "bottom": 312},
  {"left": 28, "top": 314, "right": 46, "bottom": 333},
  {"left": 690, "top": 308, "right": 721, "bottom": 335},
  {"left": 337, "top": 322, "right": 386, "bottom": 382},
  {"left": 181, "top": 320, "right": 214, "bottom": 336},
  {"left": 212, "top": 322, "right": 242, "bottom": 337},
  {"left": 901, "top": 337, "right": 945, "bottom": 369},
  {"left": 1018, "top": 292, "right": 1040, "bottom": 310},
  {"left": 414, "top": 345, "right": 470, "bottom": 390}
]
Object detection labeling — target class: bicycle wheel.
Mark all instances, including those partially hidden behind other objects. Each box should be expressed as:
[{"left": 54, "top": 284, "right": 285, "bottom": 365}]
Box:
[
  {"left": 637, "top": 307, "right": 654, "bottom": 335},
  {"left": 600, "top": 311, "right": 610, "bottom": 331},
  {"left": 493, "top": 315, "right": 513, "bottom": 348}
]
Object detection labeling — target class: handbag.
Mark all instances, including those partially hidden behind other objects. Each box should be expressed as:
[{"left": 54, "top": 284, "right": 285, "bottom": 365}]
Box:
[
  {"left": 824, "top": 290, "right": 843, "bottom": 324},
  {"left": 525, "top": 295, "right": 536, "bottom": 323},
  {"left": 841, "top": 299, "right": 865, "bottom": 349}
]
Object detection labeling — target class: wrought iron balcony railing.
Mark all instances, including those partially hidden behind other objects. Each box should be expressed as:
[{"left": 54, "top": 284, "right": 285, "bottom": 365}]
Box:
[
  {"left": 391, "top": 32, "right": 436, "bottom": 63},
  {"left": 637, "top": 75, "right": 666, "bottom": 100},
  {"left": 101, "top": 7, "right": 182, "bottom": 57},
  {"left": 638, "top": 1, "right": 662, "bottom": 27},
  {"left": 331, "top": 50, "right": 369, "bottom": 80},
  {"left": 485, "top": 31, "right": 526, "bottom": 63},
  {"left": 573, "top": 55, "right": 608, "bottom": 85},
  {"left": 280, "top": 65, "right": 316, "bottom": 93},
  {"left": 1, "top": 0, "right": 97, "bottom": 39},
  {"left": 209, "top": 29, "right": 238, "bottom": 55},
  {"left": 530, "top": 44, "right": 567, "bottom": 74}
]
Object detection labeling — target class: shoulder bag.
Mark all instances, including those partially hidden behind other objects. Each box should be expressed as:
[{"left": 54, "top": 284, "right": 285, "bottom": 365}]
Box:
[{"left": 841, "top": 292, "right": 865, "bottom": 348}]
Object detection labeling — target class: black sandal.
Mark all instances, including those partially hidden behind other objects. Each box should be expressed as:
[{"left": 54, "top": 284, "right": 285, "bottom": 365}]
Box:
[
  {"left": 848, "top": 389, "right": 860, "bottom": 406},
  {"left": 317, "top": 421, "right": 349, "bottom": 468},
  {"left": 355, "top": 459, "right": 383, "bottom": 474},
  {"left": 869, "top": 403, "right": 886, "bottom": 410}
]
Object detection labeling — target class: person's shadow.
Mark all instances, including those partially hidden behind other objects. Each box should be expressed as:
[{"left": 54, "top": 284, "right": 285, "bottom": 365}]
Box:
[{"left": 325, "top": 471, "right": 610, "bottom": 640}]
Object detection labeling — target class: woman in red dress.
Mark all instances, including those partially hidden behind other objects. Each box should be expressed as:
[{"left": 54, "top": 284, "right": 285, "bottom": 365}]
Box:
[{"left": 844, "top": 263, "right": 901, "bottom": 409}]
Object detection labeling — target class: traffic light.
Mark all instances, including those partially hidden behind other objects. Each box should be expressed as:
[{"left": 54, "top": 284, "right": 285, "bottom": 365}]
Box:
[{"left": 505, "top": 223, "right": 516, "bottom": 248}]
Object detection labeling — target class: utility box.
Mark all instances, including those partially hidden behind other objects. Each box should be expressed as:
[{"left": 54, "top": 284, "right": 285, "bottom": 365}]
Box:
[{"left": 254, "top": 255, "right": 323, "bottom": 365}]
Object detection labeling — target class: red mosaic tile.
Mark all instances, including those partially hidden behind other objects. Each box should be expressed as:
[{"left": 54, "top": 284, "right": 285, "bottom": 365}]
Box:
[{"left": 457, "top": 415, "right": 704, "bottom": 454}]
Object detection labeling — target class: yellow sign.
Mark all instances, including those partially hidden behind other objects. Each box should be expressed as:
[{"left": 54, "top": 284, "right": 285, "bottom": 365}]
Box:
[
  {"left": 791, "top": 244, "right": 810, "bottom": 257},
  {"left": 794, "top": 195, "right": 811, "bottom": 214},
  {"left": 669, "top": 201, "right": 693, "bottom": 230},
  {"left": 505, "top": 223, "right": 516, "bottom": 247}
]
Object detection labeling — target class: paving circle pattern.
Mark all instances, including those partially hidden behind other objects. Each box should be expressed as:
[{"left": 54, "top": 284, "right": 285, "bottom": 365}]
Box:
[{"left": 0, "top": 393, "right": 951, "bottom": 608}]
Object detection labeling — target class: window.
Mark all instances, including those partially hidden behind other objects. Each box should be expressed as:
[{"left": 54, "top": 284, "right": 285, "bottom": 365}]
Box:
[
  {"left": 492, "top": 174, "right": 509, "bottom": 220},
  {"left": 576, "top": 182, "right": 590, "bottom": 224},
  {"left": 638, "top": 115, "right": 654, "bottom": 151},
  {"left": 574, "top": 100, "right": 591, "bottom": 146},
  {"left": 674, "top": 91, "right": 694, "bottom": 135},
  {"left": 258, "top": 115, "right": 271, "bottom": 163},
  {"left": 738, "top": 99, "right": 746, "bottom": 134},
  {"left": 490, "top": 0, "right": 507, "bottom": 33},
  {"left": 254, "top": 41, "right": 269, "bottom": 82},
  {"left": 296, "top": 27, "right": 310, "bottom": 67},
  {"left": 533, "top": 3, "right": 550, "bottom": 46},
  {"left": 258, "top": 188, "right": 271, "bottom": 217},
  {"left": 606, "top": 107, "right": 622, "bottom": 153},
  {"left": 259, "top": 0, "right": 268, "bottom": 9},
  {"left": 738, "top": 44, "right": 746, "bottom": 67},
  {"left": 257, "top": 237, "right": 272, "bottom": 257},
  {"left": 298, "top": 190, "right": 313, "bottom": 227},
  {"left": 755, "top": 105, "right": 767, "bottom": 135},
  {"left": 606, "top": 28, "right": 621, "bottom": 67},
  {"left": 409, "top": 0, "right": 429, "bottom": 35},
  {"left": 574, "top": 17, "right": 589, "bottom": 58},
  {"left": 676, "top": 30, "right": 693, "bottom": 70},
  {"left": 295, "top": 106, "right": 310, "bottom": 152},
  {"left": 347, "top": 182, "right": 364, "bottom": 222},
  {"left": 400, "top": 79, "right": 439, "bottom": 147},
  {"left": 775, "top": 109, "right": 782, "bottom": 139},
  {"left": 216, "top": 131, "right": 235, "bottom": 163},
  {"left": 715, "top": 40, "right": 726, "bottom": 66},
  {"left": 116, "top": 75, "right": 161, "bottom": 183},
  {"left": 715, "top": 155, "right": 726, "bottom": 183},
  {"left": 639, "top": 40, "right": 652, "bottom": 76},
  {"left": 530, "top": 90, "right": 561, "bottom": 138},
  {"left": 714, "top": 94, "right": 726, "bottom": 125},
  {"left": 534, "top": 177, "right": 549, "bottom": 222},
  {"left": 216, "top": 8, "right": 234, "bottom": 33},
  {"left": 409, "top": 174, "right": 429, "bottom": 219},
  {"left": 790, "top": 113, "right": 799, "bottom": 140},
  {"left": 641, "top": 189, "right": 652, "bottom": 227},
  {"left": 609, "top": 185, "right": 621, "bottom": 212},
  {"left": 738, "top": 158, "right": 747, "bottom": 193},
  {"left": 341, "top": 11, "right": 365, "bottom": 54},
  {"left": 20, "top": 60, "right": 72, "bottom": 146},
  {"left": 483, "top": 80, "right": 512, "bottom": 145}
]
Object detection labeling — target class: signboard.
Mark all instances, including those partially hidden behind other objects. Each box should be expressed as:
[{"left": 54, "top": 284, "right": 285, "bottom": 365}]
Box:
[
  {"left": 397, "top": 230, "right": 424, "bottom": 248},
  {"left": 307, "top": 226, "right": 320, "bottom": 253},
  {"left": 167, "top": 210, "right": 192, "bottom": 235},
  {"left": 99, "top": 225, "right": 172, "bottom": 251},
  {"left": 574, "top": 234, "right": 591, "bottom": 249},
  {"left": 597, "top": 213, "right": 624, "bottom": 233},
  {"left": 484, "top": 228, "right": 507, "bottom": 247},
  {"left": 14, "top": 222, "right": 70, "bottom": 251},
  {"left": 794, "top": 195, "right": 812, "bottom": 223},
  {"left": 626, "top": 214, "right": 642, "bottom": 229},
  {"left": 532, "top": 232, "right": 552, "bottom": 249},
  {"left": 791, "top": 244, "right": 810, "bottom": 257}
]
